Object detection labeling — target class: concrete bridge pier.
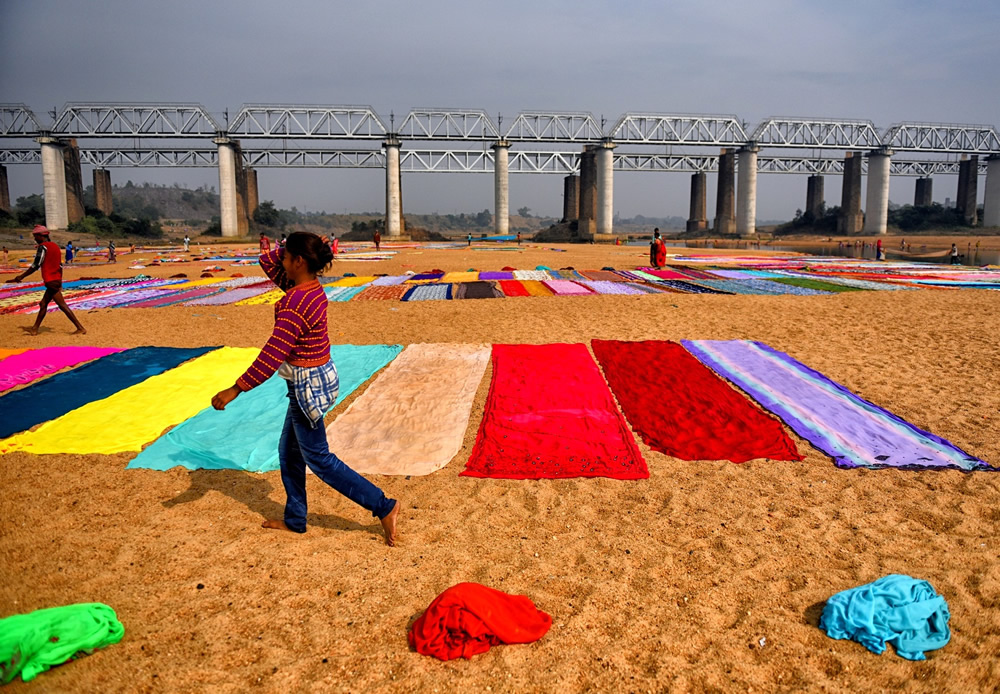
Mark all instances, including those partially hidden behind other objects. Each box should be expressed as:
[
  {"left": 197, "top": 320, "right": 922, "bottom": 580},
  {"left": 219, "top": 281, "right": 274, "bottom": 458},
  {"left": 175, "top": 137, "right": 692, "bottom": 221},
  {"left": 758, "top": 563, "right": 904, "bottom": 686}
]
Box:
[
  {"left": 94, "top": 168, "right": 113, "bottom": 215},
  {"left": 246, "top": 168, "right": 259, "bottom": 220},
  {"left": 838, "top": 152, "right": 863, "bottom": 235},
  {"left": 595, "top": 139, "right": 615, "bottom": 236},
  {"left": 806, "top": 175, "right": 824, "bottom": 219},
  {"left": 956, "top": 155, "right": 979, "bottom": 225},
  {"left": 492, "top": 140, "right": 510, "bottom": 235},
  {"left": 686, "top": 172, "right": 707, "bottom": 232},
  {"left": 863, "top": 148, "right": 892, "bottom": 235},
  {"left": 0, "top": 165, "right": 9, "bottom": 214},
  {"left": 577, "top": 146, "right": 597, "bottom": 239},
  {"left": 736, "top": 145, "right": 759, "bottom": 237},
  {"left": 214, "top": 137, "right": 243, "bottom": 237},
  {"left": 63, "top": 139, "right": 85, "bottom": 224},
  {"left": 38, "top": 137, "right": 69, "bottom": 230},
  {"left": 714, "top": 148, "right": 735, "bottom": 235},
  {"left": 914, "top": 177, "right": 933, "bottom": 207},
  {"left": 984, "top": 156, "right": 1000, "bottom": 227},
  {"left": 563, "top": 175, "right": 579, "bottom": 222},
  {"left": 383, "top": 135, "right": 402, "bottom": 237}
]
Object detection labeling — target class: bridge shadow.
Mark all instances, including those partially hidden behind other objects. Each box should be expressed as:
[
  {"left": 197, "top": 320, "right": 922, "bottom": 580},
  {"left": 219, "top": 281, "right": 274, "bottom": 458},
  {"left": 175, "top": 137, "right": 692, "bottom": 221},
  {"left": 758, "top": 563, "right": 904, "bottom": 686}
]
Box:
[{"left": 162, "top": 469, "right": 379, "bottom": 539}]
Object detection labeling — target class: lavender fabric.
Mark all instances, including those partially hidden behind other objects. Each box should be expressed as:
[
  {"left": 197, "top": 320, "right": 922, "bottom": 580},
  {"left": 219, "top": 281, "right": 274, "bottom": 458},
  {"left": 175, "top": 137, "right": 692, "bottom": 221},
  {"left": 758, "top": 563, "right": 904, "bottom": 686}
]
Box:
[
  {"left": 682, "top": 339, "right": 993, "bottom": 471},
  {"left": 184, "top": 285, "right": 271, "bottom": 305},
  {"left": 478, "top": 271, "right": 514, "bottom": 280},
  {"left": 371, "top": 275, "right": 409, "bottom": 286},
  {"left": 576, "top": 280, "right": 647, "bottom": 295}
]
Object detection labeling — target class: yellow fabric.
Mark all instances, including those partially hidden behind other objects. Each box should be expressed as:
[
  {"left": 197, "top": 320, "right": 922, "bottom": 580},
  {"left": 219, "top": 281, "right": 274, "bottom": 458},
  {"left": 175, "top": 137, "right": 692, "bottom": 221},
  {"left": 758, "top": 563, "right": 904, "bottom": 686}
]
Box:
[
  {"left": 326, "top": 276, "right": 375, "bottom": 287},
  {"left": 0, "top": 349, "right": 29, "bottom": 361},
  {"left": 236, "top": 288, "right": 284, "bottom": 306},
  {"left": 0, "top": 291, "right": 45, "bottom": 309},
  {"left": 441, "top": 272, "right": 480, "bottom": 283},
  {"left": 3, "top": 347, "right": 257, "bottom": 455},
  {"left": 165, "top": 278, "right": 227, "bottom": 289},
  {"left": 521, "top": 280, "right": 554, "bottom": 296},
  {"left": 326, "top": 343, "right": 490, "bottom": 476}
]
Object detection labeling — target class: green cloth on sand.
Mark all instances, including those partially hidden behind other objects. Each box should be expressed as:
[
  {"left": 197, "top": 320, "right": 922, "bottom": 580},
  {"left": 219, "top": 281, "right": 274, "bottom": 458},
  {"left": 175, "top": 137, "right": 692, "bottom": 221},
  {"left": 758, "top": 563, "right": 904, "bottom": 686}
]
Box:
[{"left": 0, "top": 603, "right": 124, "bottom": 683}]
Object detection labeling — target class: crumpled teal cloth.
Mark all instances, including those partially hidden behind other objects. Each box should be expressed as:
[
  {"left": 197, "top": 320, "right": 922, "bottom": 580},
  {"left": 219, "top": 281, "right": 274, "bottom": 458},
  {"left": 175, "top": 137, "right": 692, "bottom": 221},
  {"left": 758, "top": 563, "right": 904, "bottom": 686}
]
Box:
[
  {"left": 819, "top": 574, "right": 950, "bottom": 660},
  {"left": 0, "top": 603, "right": 124, "bottom": 683}
]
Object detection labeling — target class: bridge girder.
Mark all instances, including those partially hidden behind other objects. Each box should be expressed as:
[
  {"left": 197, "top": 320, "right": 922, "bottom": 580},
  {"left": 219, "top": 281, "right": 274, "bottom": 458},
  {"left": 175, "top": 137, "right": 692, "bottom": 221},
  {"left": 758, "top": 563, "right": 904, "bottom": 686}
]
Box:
[
  {"left": 882, "top": 122, "right": 1000, "bottom": 154},
  {"left": 611, "top": 113, "right": 747, "bottom": 145},
  {"left": 503, "top": 112, "right": 602, "bottom": 142},
  {"left": 52, "top": 103, "right": 221, "bottom": 137},
  {"left": 398, "top": 109, "right": 499, "bottom": 140},
  {"left": 751, "top": 117, "right": 883, "bottom": 149},
  {"left": 228, "top": 105, "right": 386, "bottom": 139},
  {"left": 0, "top": 104, "right": 44, "bottom": 136}
]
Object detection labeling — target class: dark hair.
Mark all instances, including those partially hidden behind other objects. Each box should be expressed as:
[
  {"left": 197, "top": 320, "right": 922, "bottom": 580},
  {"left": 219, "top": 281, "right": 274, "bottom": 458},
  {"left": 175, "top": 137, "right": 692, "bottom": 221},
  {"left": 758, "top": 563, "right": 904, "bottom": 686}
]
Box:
[{"left": 285, "top": 231, "right": 333, "bottom": 273}]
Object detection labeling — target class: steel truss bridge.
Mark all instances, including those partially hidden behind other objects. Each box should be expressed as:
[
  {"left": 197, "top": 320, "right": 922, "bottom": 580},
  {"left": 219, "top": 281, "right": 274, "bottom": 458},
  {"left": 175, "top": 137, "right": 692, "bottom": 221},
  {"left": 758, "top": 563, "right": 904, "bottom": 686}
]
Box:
[{"left": 2, "top": 103, "right": 998, "bottom": 175}]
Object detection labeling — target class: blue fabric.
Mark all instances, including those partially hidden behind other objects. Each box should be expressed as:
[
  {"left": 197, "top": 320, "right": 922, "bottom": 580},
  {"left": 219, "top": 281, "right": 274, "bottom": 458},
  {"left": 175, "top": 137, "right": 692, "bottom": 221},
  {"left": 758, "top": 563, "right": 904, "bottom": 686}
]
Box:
[
  {"left": 0, "top": 346, "right": 218, "bottom": 439},
  {"left": 819, "top": 574, "right": 950, "bottom": 660},
  {"left": 278, "top": 381, "right": 396, "bottom": 531},
  {"left": 128, "top": 344, "right": 402, "bottom": 472}
]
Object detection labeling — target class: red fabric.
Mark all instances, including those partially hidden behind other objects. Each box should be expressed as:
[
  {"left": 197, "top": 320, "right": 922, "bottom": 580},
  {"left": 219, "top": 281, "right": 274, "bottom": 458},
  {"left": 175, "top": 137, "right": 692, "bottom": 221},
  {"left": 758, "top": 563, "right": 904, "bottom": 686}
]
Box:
[
  {"left": 591, "top": 339, "right": 802, "bottom": 463},
  {"left": 654, "top": 240, "right": 667, "bottom": 267},
  {"left": 408, "top": 583, "right": 552, "bottom": 661},
  {"left": 499, "top": 280, "right": 531, "bottom": 297},
  {"left": 461, "top": 343, "right": 648, "bottom": 479}
]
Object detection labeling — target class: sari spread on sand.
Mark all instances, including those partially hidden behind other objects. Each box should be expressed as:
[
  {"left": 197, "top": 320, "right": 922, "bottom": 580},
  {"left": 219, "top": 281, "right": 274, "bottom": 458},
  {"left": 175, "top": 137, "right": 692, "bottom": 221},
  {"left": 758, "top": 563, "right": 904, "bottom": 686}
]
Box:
[
  {"left": 591, "top": 340, "right": 801, "bottom": 462},
  {"left": 682, "top": 340, "right": 994, "bottom": 471},
  {"left": 408, "top": 583, "right": 551, "bottom": 661},
  {"left": 0, "top": 346, "right": 123, "bottom": 393},
  {"left": 461, "top": 343, "right": 647, "bottom": 479}
]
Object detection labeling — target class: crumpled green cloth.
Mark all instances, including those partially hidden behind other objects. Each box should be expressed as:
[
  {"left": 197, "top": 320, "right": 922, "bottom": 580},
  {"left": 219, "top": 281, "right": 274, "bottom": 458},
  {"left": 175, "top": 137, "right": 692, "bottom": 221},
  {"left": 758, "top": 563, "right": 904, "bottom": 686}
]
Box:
[
  {"left": 0, "top": 603, "right": 124, "bottom": 683},
  {"left": 819, "top": 574, "right": 950, "bottom": 660}
]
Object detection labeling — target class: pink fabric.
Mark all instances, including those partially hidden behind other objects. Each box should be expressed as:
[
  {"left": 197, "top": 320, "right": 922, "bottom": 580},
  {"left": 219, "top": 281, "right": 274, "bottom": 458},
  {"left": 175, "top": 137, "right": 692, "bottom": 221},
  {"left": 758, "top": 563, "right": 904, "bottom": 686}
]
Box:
[{"left": 0, "top": 346, "right": 124, "bottom": 392}]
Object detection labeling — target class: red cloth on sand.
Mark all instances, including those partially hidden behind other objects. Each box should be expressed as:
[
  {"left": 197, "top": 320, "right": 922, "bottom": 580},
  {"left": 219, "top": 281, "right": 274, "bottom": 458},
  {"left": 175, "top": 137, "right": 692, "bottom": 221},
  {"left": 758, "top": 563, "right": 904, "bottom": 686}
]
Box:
[
  {"left": 408, "top": 583, "right": 552, "bottom": 660},
  {"left": 591, "top": 339, "right": 802, "bottom": 463}
]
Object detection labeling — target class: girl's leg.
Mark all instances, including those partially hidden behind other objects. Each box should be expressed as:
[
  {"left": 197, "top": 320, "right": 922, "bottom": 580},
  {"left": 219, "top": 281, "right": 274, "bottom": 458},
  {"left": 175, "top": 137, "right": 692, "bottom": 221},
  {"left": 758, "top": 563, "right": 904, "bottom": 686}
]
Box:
[
  {"left": 50, "top": 290, "right": 86, "bottom": 333},
  {"left": 287, "top": 398, "right": 396, "bottom": 520},
  {"left": 275, "top": 400, "right": 309, "bottom": 533}
]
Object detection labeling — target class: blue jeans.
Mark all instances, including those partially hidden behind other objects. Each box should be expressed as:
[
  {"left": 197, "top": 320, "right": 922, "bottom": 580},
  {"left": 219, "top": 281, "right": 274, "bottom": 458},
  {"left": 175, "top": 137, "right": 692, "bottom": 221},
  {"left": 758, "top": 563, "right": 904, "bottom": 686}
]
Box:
[{"left": 279, "top": 383, "right": 396, "bottom": 533}]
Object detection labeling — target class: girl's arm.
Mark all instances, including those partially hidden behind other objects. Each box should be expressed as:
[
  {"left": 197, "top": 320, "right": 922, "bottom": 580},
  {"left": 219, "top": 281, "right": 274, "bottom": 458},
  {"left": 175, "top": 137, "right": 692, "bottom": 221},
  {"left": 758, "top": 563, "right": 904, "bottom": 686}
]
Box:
[{"left": 259, "top": 248, "right": 295, "bottom": 291}]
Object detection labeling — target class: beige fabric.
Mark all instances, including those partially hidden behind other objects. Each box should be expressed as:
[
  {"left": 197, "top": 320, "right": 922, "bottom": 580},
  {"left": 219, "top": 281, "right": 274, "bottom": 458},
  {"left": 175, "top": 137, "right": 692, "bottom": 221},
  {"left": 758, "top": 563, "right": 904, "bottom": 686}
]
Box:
[{"left": 325, "top": 343, "right": 490, "bottom": 476}]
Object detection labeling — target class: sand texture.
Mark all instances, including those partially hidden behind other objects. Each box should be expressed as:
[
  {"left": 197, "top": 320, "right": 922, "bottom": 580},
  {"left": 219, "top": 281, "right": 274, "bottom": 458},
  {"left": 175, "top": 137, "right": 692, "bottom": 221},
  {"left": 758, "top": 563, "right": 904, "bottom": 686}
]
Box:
[{"left": 1, "top": 243, "right": 999, "bottom": 693}]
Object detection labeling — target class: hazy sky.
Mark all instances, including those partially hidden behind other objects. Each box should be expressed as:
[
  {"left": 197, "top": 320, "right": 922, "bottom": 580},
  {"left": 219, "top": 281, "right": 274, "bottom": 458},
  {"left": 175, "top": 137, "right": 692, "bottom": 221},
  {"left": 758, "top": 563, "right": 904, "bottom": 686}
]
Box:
[{"left": 2, "top": 0, "right": 998, "bottom": 220}]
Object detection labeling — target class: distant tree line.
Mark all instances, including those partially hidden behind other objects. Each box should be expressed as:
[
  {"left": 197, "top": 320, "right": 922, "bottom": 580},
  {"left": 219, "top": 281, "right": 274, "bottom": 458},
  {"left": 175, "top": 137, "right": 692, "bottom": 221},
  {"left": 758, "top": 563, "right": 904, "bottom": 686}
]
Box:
[{"left": 778, "top": 201, "right": 970, "bottom": 234}]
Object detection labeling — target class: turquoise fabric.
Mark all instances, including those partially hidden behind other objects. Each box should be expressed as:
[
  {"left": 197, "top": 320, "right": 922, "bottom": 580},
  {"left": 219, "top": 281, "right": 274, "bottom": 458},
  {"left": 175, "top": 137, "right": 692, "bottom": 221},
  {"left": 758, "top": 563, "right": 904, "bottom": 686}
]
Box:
[
  {"left": 128, "top": 344, "right": 402, "bottom": 472},
  {"left": 819, "top": 574, "right": 950, "bottom": 660}
]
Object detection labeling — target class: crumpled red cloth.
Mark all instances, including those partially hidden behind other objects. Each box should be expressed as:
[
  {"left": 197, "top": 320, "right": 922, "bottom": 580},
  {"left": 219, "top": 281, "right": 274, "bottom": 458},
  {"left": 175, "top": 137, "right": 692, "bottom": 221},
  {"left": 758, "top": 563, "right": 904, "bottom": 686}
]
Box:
[{"left": 408, "top": 583, "right": 552, "bottom": 660}]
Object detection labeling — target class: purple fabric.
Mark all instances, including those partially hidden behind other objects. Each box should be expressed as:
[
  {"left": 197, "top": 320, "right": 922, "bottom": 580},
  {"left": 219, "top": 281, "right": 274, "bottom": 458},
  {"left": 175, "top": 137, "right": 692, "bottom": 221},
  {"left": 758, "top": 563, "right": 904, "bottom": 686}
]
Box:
[
  {"left": 682, "top": 339, "right": 993, "bottom": 471},
  {"left": 371, "top": 275, "right": 409, "bottom": 286},
  {"left": 478, "top": 271, "right": 514, "bottom": 280},
  {"left": 185, "top": 285, "right": 271, "bottom": 305},
  {"left": 576, "top": 280, "right": 647, "bottom": 295}
]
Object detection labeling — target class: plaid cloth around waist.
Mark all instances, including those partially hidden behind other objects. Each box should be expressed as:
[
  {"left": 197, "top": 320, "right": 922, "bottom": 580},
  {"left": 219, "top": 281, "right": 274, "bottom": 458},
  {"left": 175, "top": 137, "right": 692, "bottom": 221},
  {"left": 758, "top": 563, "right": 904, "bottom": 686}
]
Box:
[{"left": 281, "top": 359, "right": 339, "bottom": 428}]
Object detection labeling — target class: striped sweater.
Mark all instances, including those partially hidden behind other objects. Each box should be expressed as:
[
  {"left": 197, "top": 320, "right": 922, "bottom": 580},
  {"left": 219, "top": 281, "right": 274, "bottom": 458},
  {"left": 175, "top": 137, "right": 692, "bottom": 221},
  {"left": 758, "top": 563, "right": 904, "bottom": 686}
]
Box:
[{"left": 236, "top": 248, "right": 330, "bottom": 391}]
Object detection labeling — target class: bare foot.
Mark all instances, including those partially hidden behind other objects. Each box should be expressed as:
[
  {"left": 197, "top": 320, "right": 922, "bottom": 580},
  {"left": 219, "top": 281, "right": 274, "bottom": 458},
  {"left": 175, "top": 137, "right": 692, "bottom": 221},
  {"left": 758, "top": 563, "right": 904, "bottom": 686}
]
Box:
[
  {"left": 71, "top": 327, "right": 87, "bottom": 335},
  {"left": 24, "top": 326, "right": 39, "bottom": 336},
  {"left": 262, "top": 519, "right": 297, "bottom": 533},
  {"left": 380, "top": 501, "right": 400, "bottom": 547}
]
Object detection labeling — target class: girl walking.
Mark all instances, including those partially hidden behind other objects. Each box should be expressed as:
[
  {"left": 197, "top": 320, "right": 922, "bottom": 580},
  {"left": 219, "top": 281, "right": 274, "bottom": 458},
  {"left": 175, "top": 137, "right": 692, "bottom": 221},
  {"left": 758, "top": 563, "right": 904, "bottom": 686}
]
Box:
[{"left": 211, "top": 232, "right": 400, "bottom": 545}]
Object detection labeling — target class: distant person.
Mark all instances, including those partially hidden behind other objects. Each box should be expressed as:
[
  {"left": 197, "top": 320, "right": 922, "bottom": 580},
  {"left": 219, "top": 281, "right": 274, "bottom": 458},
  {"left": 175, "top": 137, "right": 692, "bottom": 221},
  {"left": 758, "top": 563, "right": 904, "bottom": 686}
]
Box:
[
  {"left": 2, "top": 246, "right": 8, "bottom": 265},
  {"left": 466, "top": 232, "right": 472, "bottom": 247},
  {"left": 107, "top": 240, "right": 117, "bottom": 263},
  {"left": 129, "top": 243, "right": 135, "bottom": 255},
  {"left": 516, "top": 231, "right": 521, "bottom": 245},
  {"left": 210, "top": 232, "right": 399, "bottom": 544},
  {"left": 280, "top": 233, "right": 287, "bottom": 248},
  {"left": 64, "top": 240, "right": 74, "bottom": 264},
  {"left": 5, "top": 226, "right": 86, "bottom": 336},
  {"left": 900, "top": 238, "right": 906, "bottom": 251},
  {"left": 876, "top": 238, "right": 884, "bottom": 261},
  {"left": 373, "top": 230, "right": 381, "bottom": 251},
  {"left": 951, "top": 244, "right": 960, "bottom": 264},
  {"left": 259, "top": 232, "right": 271, "bottom": 254},
  {"left": 650, "top": 228, "right": 666, "bottom": 268},
  {"left": 183, "top": 234, "right": 191, "bottom": 252},
  {"left": 331, "top": 236, "right": 339, "bottom": 257}
]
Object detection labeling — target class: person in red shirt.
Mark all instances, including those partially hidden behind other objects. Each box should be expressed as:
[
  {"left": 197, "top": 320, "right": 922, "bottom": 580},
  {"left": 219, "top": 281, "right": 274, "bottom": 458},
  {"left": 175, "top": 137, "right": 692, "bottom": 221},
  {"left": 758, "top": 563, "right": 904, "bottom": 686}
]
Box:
[
  {"left": 6, "top": 225, "right": 86, "bottom": 336},
  {"left": 259, "top": 232, "right": 271, "bottom": 254}
]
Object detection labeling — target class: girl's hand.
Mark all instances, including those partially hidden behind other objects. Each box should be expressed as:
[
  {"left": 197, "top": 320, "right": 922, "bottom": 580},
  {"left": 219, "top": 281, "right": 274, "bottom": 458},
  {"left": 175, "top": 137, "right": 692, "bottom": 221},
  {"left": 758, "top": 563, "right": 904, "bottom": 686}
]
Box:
[{"left": 212, "top": 386, "right": 241, "bottom": 411}]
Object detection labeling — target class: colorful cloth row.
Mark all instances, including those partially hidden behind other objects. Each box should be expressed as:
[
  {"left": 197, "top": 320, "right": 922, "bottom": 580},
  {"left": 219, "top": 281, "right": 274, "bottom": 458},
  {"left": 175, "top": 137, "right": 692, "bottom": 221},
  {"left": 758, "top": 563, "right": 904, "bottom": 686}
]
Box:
[{"left": 1, "top": 341, "right": 991, "bottom": 476}]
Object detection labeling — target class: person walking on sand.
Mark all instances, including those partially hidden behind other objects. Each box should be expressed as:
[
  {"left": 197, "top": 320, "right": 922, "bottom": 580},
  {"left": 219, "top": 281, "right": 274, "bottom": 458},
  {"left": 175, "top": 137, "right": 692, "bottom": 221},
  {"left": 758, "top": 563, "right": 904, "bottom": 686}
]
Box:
[
  {"left": 107, "top": 240, "right": 117, "bottom": 263},
  {"left": 5, "top": 226, "right": 86, "bottom": 336},
  {"left": 466, "top": 232, "right": 472, "bottom": 247},
  {"left": 183, "top": 234, "right": 191, "bottom": 253},
  {"left": 211, "top": 232, "right": 400, "bottom": 545},
  {"left": 650, "top": 228, "right": 666, "bottom": 269},
  {"left": 259, "top": 232, "right": 271, "bottom": 254},
  {"left": 64, "top": 240, "right": 74, "bottom": 264},
  {"left": 2, "top": 246, "right": 8, "bottom": 265},
  {"left": 951, "top": 244, "right": 960, "bottom": 265},
  {"left": 373, "top": 230, "right": 381, "bottom": 252}
]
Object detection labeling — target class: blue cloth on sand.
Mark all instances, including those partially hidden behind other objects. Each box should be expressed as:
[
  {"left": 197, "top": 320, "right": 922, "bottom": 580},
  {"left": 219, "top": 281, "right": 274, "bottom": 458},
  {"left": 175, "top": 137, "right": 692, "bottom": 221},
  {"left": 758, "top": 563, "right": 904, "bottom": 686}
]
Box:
[
  {"left": 128, "top": 344, "right": 402, "bottom": 472},
  {"left": 819, "top": 574, "right": 950, "bottom": 660}
]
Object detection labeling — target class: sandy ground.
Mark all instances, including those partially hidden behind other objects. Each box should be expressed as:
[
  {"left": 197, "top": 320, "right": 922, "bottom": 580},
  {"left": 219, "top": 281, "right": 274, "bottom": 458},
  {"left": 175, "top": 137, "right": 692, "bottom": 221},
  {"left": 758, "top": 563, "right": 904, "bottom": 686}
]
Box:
[{"left": 1, "top": 243, "right": 999, "bottom": 693}]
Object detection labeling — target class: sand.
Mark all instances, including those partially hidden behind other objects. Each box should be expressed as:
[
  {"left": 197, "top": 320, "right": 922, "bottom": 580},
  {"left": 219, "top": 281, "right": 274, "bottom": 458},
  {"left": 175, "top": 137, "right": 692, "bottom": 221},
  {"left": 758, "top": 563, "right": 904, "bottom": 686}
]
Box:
[{"left": 1, "top": 242, "right": 999, "bottom": 693}]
